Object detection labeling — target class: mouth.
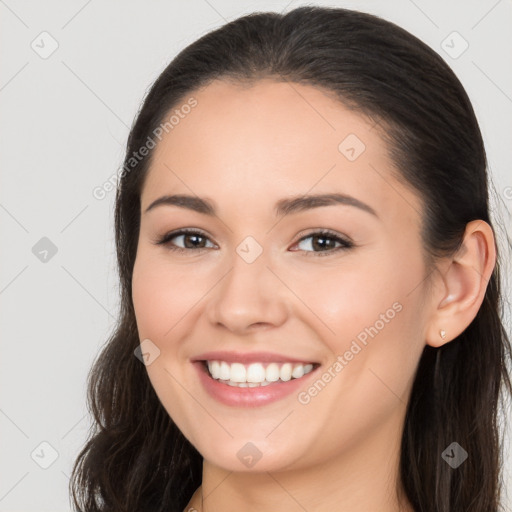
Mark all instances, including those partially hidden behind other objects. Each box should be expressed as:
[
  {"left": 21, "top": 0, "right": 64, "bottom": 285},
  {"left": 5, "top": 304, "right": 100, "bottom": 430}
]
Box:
[{"left": 197, "top": 359, "right": 321, "bottom": 388}]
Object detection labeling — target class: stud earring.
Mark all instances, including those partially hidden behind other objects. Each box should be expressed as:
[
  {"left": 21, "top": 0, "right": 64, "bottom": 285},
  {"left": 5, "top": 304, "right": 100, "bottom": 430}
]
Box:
[{"left": 440, "top": 329, "right": 446, "bottom": 340}]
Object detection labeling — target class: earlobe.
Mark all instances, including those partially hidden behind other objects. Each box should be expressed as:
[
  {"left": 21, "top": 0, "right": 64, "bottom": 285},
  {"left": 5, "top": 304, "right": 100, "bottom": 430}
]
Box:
[{"left": 426, "top": 220, "right": 496, "bottom": 348}]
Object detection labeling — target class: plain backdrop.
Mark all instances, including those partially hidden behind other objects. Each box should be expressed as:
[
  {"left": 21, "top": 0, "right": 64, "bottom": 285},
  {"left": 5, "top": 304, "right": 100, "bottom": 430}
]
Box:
[{"left": 1, "top": 1, "right": 511, "bottom": 510}]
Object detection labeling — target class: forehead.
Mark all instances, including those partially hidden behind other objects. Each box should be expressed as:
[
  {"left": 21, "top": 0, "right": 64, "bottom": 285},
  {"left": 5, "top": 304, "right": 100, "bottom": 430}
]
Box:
[{"left": 142, "top": 78, "right": 422, "bottom": 226}]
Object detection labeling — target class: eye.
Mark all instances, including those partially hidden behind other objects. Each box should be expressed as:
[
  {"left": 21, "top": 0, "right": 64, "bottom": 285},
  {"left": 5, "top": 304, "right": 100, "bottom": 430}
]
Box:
[
  {"left": 291, "top": 229, "right": 354, "bottom": 257},
  {"left": 153, "top": 228, "right": 354, "bottom": 256},
  {"left": 154, "top": 228, "right": 216, "bottom": 253}
]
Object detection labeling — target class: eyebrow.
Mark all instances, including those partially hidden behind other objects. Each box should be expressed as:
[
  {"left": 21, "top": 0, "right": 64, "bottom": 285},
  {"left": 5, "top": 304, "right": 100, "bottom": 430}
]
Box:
[{"left": 144, "top": 193, "right": 378, "bottom": 218}]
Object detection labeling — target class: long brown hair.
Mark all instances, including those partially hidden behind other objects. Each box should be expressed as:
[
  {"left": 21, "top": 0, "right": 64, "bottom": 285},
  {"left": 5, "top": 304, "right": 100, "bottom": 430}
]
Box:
[{"left": 69, "top": 6, "right": 512, "bottom": 511}]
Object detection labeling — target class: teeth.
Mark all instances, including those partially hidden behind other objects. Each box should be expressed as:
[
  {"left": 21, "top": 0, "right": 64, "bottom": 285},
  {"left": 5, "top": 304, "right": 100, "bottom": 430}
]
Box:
[
  {"left": 206, "top": 360, "right": 316, "bottom": 387},
  {"left": 280, "top": 363, "right": 292, "bottom": 382},
  {"left": 247, "top": 362, "right": 266, "bottom": 382},
  {"left": 292, "top": 364, "right": 304, "bottom": 379},
  {"left": 265, "top": 362, "right": 280, "bottom": 382}
]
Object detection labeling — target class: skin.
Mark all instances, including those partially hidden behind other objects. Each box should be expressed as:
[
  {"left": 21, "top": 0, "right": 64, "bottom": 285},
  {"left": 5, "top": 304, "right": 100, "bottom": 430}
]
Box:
[{"left": 131, "top": 78, "right": 496, "bottom": 512}]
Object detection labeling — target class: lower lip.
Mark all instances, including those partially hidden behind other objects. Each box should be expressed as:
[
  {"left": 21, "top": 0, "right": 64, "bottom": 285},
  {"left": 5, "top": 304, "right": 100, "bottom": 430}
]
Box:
[{"left": 193, "top": 361, "right": 319, "bottom": 408}]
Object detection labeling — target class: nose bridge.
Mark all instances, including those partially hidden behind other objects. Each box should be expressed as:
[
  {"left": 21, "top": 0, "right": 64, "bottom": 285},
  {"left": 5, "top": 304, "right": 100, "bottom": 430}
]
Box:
[{"left": 206, "top": 235, "right": 288, "bottom": 331}]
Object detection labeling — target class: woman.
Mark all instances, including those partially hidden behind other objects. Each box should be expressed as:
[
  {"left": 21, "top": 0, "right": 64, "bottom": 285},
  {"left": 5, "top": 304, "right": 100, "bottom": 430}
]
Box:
[{"left": 69, "top": 6, "right": 512, "bottom": 512}]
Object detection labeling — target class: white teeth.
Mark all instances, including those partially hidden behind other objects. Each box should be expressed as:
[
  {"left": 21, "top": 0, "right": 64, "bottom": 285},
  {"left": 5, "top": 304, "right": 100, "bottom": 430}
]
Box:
[
  {"left": 291, "top": 364, "right": 304, "bottom": 379},
  {"left": 205, "top": 360, "right": 316, "bottom": 387},
  {"left": 219, "top": 361, "right": 230, "bottom": 380},
  {"left": 280, "top": 363, "right": 292, "bottom": 382},
  {"left": 209, "top": 360, "right": 220, "bottom": 379},
  {"left": 230, "top": 363, "right": 246, "bottom": 383},
  {"left": 246, "top": 363, "right": 266, "bottom": 383},
  {"left": 266, "top": 362, "right": 280, "bottom": 382}
]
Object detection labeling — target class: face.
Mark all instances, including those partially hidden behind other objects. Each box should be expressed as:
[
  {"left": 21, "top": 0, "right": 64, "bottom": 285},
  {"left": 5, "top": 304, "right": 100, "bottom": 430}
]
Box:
[{"left": 132, "top": 78, "right": 431, "bottom": 473}]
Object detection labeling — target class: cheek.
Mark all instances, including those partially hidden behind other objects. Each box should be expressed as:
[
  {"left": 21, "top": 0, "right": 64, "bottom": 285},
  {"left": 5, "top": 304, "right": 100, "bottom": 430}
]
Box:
[
  {"left": 284, "top": 254, "right": 402, "bottom": 340},
  {"left": 131, "top": 255, "right": 204, "bottom": 431},
  {"left": 289, "top": 246, "right": 426, "bottom": 381},
  {"left": 132, "top": 254, "right": 206, "bottom": 340}
]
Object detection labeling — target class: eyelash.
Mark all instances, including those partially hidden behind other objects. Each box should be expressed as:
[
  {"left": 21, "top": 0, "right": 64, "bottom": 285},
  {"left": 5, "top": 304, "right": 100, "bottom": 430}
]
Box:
[{"left": 154, "top": 228, "right": 354, "bottom": 257}]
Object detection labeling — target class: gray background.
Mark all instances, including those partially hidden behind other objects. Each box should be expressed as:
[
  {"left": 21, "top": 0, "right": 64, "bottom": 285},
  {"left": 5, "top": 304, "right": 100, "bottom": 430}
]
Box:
[{"left": 1, "top": 1, "right": 511, "bottom": 510}]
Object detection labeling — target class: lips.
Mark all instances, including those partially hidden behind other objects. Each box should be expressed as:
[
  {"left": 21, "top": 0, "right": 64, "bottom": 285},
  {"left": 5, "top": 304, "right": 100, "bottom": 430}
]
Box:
[
  {"left": 192, "top": 358, "right": 321, "bottom": 407},
  {"left": 191, "top": 350, "right": 318, "bottom": 365}
]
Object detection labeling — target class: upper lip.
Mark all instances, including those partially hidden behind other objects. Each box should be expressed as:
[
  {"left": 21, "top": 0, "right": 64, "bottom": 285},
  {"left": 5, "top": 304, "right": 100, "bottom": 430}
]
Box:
[{"left": 192, "top": 350, "right": 318, "bottom": 365}]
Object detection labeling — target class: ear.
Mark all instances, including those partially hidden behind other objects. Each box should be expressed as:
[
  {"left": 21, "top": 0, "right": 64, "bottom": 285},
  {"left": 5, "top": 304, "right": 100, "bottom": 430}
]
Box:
[{"left": 425, "top": 220, "right": 497, "bottom": 347}]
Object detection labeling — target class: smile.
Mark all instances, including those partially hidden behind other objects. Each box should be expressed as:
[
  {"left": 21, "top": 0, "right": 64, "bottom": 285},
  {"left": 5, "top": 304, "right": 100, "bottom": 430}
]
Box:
[
  {"left": 204, "top": 360, "right": 316, "bottom": 387},
  {"left": 194, "top": 360, "right": 321, "bottom": 407}
]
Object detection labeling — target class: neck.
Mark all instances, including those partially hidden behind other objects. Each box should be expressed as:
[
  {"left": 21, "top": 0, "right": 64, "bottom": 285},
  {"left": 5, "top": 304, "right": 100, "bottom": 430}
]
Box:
[{"left": 184, "top": 405, "right": 414, "bottom": 512}]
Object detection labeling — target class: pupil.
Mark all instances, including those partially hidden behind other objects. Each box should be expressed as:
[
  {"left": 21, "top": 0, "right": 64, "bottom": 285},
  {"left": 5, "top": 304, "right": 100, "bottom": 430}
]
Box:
[
  {"left": 185, "top": 234, "right": 204, "bottom": 248},
  {"left": 313, "top": 235, "right": 333, "bottom": 251}
]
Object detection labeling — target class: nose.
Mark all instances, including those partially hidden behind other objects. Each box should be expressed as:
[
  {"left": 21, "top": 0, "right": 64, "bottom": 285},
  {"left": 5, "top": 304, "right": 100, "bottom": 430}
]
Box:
[{"left": 206, "top": 248, "right": 289, "bottom": 334}]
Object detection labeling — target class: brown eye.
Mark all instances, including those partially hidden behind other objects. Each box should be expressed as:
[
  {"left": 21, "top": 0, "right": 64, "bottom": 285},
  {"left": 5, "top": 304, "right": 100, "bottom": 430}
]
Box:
[
  {"left": 292, "top": 230, "right": 354, "bottom": 257},
  {"left": 154, "top": 228, "right": 354, "bottom": 257},
  {"left": 155, "top": 229, "right": 216, "bottom": 253}
]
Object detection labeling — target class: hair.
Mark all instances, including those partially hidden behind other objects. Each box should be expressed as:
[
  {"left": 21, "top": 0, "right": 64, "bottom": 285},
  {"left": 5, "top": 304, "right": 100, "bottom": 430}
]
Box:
[{"left": 69, "top": 5, "right": 512, "bottom": 512}]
